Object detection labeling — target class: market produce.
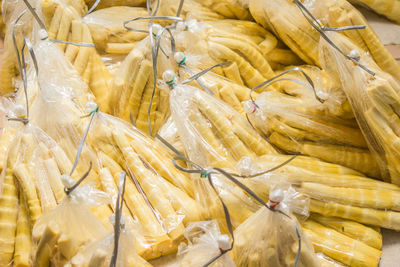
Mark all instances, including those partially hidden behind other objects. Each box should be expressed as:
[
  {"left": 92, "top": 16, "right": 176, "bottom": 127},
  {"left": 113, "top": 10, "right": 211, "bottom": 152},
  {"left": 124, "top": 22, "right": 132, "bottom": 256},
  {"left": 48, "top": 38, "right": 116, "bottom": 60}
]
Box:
[
  {"left": 83, "top": 6, "right": 148, "bottom": 54},
  {"left": 230, "top": 186, "right": 319, "bottom": 267},
  {"left": 320, "top": 31, "right": 400, "bottom": 184},
  {"left": 245, "top": 86, "right": 379, "bottom": 177},
  {"left": 348, "top": 0, "right": 400, "bottom": 24},
  {"left": 108, "top": 34, "right": 175, "bottom": 132},
  {"left": 246, "top": 0, "right": 400, "bottom": 81},
  {"left": 177, "top": 220, "right": 235, "bottom": 266},
  {"left": 0, "top": 0, "right": 399, "bottom": 266}
]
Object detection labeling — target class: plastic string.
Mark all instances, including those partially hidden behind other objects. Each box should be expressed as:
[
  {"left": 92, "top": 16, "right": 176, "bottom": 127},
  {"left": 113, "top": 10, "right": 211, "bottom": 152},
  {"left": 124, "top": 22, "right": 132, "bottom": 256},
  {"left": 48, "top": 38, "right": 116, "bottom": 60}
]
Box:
[
  {"left": 180, "top": 61, "right": 230, "bottom": 85},
  {"left": 11, "top": 12, "right": 29, "bottom": 124},
  {"left": 172, "top": 156, "right": 302, "bottom": 267},
  {"left": 249, "top": 66, "right": 324, "bottom": 105},
  {"left": 156, "top": 134, "right": 302, "bottom": 266},
  {"left": 69, "top": 106, "right": 99, "bottom": 176},
  {"left": 177, "top": 55, "right": 215, "bottom": 95},
  {"left": 293, "top": 0, "right": 375, "bottom": 76},
  {"left": 171, "top": 156, "right": 234, "bottom": 267},
  {"left": 110, "top": 172, "right": 127, "bottom": 267},
  {"left": 64, "top": 161, "right": 93, "bottom": 195}
]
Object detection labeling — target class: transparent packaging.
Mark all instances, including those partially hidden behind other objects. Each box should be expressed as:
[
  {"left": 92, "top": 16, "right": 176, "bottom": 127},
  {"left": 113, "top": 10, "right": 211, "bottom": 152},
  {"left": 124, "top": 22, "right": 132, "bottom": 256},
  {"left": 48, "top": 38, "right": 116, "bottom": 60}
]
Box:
[
  {"left": 319, "top": 31, "right": 400, "bottom": 185},
  {"left": 86, "top": 110, "right": 201, "bottom": 260},
  {"left": 230, "top": 185, "right": 319, "bottom": 267},
  {"left": 108, "top": 35, "right": 176, "bottom": 132},
  {"left": 177, "top": 220, "right": 235, "bottom": 267},
  {"left": 31, "top": 177, "right": 111, "bottom": 266}
]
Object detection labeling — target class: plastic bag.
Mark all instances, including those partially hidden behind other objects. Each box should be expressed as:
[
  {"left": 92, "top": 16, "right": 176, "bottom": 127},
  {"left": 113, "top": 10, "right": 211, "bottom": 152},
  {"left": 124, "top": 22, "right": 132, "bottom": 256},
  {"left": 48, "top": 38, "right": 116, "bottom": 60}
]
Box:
[
  {"left": 0, "top": 0, "right": 34, "bottom": 95},
  {"left": 247, "top": 0, "right": 400, "bottom": 81},
  {"left": 0, "top": 119, "right": 83, "bottom": 266},
  {"left": 194, "top": 0, "right": 251, "bottom": 20},
  {"left": 83, "top": 6, "right": 149, "bottom": 54},
  {"left": 86, "top": 110, "right": 201, "bottom": 260},
  {"left": 108, "top": 34, "right": 176, "bottom": 132},
  {"left": 348, "top": 0, "right": 400, "bottom": 24},
  {"left": 237, "top": 154, "right": 400, "bottom": 232},
  {"left": 177, "top": 220, "right": 235, "bottom": 267},
  {"left": 310, "top": 0, "right": 400, "bottom": 81},
  {"left": 244, "top": 89, "right": 379, "bottom": 177},
  {"left": 31, "top": 175, "right": 110, "bottom": 266},
  {"left": 230, "top": 185, "right": 319, "bottom": 267},
  {"left": 69, "top": 215, "right": 151, "bottom": 267},
  {"left": 320, "top": 31, "right": 400, "bottom": 185},
  {"left": 38, "top": 0, "right": 112, "bottom": 110},
  {"left": 173, "top": 18, "right": 279, "bottom": 88},
  {"left": 169, "top": 81, "right": 277, "bottom": 170},
  {"left": 157, "top": 0, "right": 223, "bottom": 21},
  {"left": 301, "top": 218, "right": 381, "bottom": 267}
]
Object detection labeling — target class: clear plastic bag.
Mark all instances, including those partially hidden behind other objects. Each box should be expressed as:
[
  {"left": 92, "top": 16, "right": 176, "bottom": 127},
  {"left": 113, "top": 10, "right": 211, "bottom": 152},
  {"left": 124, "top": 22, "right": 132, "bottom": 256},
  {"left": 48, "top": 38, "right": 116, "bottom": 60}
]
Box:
[
  {"left": 320, "top": 31, "right": 400, "bottom": 185},
  {"left": 31, "top": 176, "right": 111, "bottom": 266},
  {"left": 38, "top": 0, "right": 113, "bottom": 110},
  {"left": 173, "top": 18, "right": 279, "bottom": 88},
  {"left": 69, "top": 216, "right": 151, "bottom": 267},
  {"left": 194, "top": 0, "right": 251, "bottom": 20},
  {"left": 108, "top": 34, "right": 176, "bottom": 132},
  {"left": 83, "top": 6, "right": 149, "bottom": 54},
  {"left": 301, "top": 218, "right": 381, "bottom": 267},
  {"left": 310, "top": 0, "right": 400, "bottom": 81},
  {"left": 230, "top": 185, "right": 319, "bottom": 267},
  {"left": 348, "top": 0, "right": 400, "bottom": 24},
  {"left": 0, "top": 0, "right": 34, "bottom": 95},
  {"left": 247, "top": 0, "right": 400, "bottom": 82},
  {"left": 177, "top": 220, "right": 235, "bottom": 267},
  {"left": 0, "top": 119, "right": 84, "bottom": 266},
  {"left": 86, "top": 110, "right": 200, "bottom": 260},
  {"left": 244, "top": 89, "right": 379, "bottom": 177},
  {"left": 157, "top": 0, "right": 223, "bottom": 21},
  {"left": 169, "top": 82, "right": 277, "bottom": 170},
  {"left": 237, "top": 153, "right": 400, "bottom": 232}
]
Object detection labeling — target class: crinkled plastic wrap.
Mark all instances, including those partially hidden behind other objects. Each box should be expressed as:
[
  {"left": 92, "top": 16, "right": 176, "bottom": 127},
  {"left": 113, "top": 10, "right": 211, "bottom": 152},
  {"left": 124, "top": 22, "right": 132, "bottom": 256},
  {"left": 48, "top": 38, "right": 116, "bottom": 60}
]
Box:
[
  {"left": 230, "top": 186, "right": 319, "bottom": 267},
  {"left": 0, "top": 0, "right": 34, "bottom": 95},
  {"left": 247, "top": 0, "right": 320, "bottom": 66},
  {"left": 195, "top": 0, "right": 251, "bottom": 20},
  {"left": 310, "top": 0, "right": 400, "bottom": 81},
  {"left": 157, "top": 0, "right": 223, "bottom": 21},
  {"left": 245, "top": 89, "right": 379, "bottom": 177},
  {"left": 177, "top": 220, "right": 235, "bottom": 267},
  {"left": 31, "top": 179, "right": 110, "bottom": 266},
  {"left": 109, "top": 35, "right": 176, "bottom": 132},
  {"left": 173, "top": 19, "right": 280, "bottom": 88},
  {"left": 169, "top": 83, "right": 277, "bottom": 170},
  {"left": 234, "top": 157, "right": 384, "bottom": 266},
  {"left": 39, "top": 0, "right": 113, "bottom": 110},
  {"left": 301, "top": 218, "right": 381, "bottom": 267},
  {"left": 83, "top": 6, "right": 148, "bottom": 54},
  {"left": 86, "top": 110, "right": 200, "bottom": 259},
  {"left": 69, "top": 217, "right": 151, "bottom": 267},
  {"left": 237, "top": 154, "right": 400, "bottom": 232},
  {"left": 320, "top": 31, "right": 400, "bottom": 185},
  {"left": 348, "top": 0, "right": 400, "bottom": 24},
  {"left": 0, "top": 120, "right": 82, "bottom": 266},
  {"left": 247, "top": 0, "right": 400, "bottom": 81}
]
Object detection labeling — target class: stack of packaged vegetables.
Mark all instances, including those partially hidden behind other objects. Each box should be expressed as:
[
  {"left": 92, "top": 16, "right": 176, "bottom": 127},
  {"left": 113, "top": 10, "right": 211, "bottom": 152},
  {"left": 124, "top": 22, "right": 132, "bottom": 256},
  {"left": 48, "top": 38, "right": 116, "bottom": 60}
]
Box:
[{"left": 0, "top": 0, "right": 399, "bottom": 266}]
